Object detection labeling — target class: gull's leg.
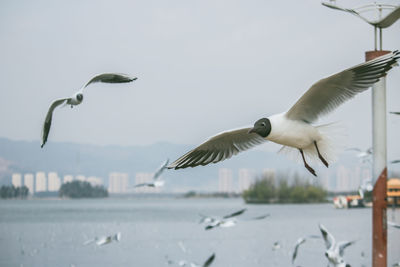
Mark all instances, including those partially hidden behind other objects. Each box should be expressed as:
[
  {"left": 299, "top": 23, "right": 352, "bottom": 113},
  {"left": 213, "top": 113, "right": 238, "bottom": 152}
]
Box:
[
  {"left": 314, "top": 141, "right": 329, "bottom": 168},
  {"left": 299, "top": 149, "right": 316, "bottom": 177}
]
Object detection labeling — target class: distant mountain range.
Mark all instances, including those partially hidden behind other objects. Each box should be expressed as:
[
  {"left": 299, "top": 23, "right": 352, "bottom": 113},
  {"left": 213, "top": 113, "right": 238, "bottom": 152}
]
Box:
[{"left": 0, "top": 137, "right": 374, "bottom": 192}]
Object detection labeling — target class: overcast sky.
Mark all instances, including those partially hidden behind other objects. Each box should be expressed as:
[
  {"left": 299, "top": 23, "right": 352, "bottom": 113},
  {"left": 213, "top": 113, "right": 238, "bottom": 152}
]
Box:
[{"left": 0, "top": 0, "right": 399, "bottom": 161}]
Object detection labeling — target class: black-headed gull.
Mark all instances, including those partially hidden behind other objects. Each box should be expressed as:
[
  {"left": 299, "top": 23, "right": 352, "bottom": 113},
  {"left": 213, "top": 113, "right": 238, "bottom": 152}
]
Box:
[
  {"left": 133, "top": 159, "right": 169, "bottom": 188},
  {"left": 319, "top": 224, "right": 355, "bottom": 267},
  {"left": 168, "top": 51, "right": 400, "bottom": 176},
  {"left": 41, "top": 73, "right": 137, "bottom": 147}
]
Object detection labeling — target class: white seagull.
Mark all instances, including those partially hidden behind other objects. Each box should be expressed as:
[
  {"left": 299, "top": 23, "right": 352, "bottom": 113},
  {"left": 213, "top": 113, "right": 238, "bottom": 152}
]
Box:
[
  {"left": 346, "top": 147, "right": 373, "bottom": 163},
  {"left": 322, "top": 2, "right": 400, "bottom": 29},
  {"left": 319, "top": 224, "right": 356, "bottom": 267},
  {"left": 168, "top": 51, "right": 400, "bottom": 176},
  {"left": 41, "top": 73, "right": 137, "bottom": 148},
  {"left": 200, "top": 208, "right": 247, "bottom": 230},
  {"left": 133, "top": 159, "right": 169, "bottom": 188},
  {"left": 202, "top": 209, "right": 269, "bottom": 230},
  {"left": 83, "top": 232, "right": 121, "bottom": 246}
]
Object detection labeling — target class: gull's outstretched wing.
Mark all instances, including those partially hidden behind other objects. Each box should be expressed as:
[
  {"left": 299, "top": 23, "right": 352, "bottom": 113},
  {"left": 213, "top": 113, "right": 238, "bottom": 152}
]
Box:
[
  {"left": 286, "top": 51, "right": 400, "bottom": 123},
  {"left": 83, "top": 73, "right": 137, "bottom": 89},
  {"left": 250, "top": 214, "right": 270, "bottom": 220},
  {"left": 319, "top": 224, "right": 335, "bottom": 249},
  {"left": 388, "top": 221, "right": 400, "bottom": 229},
  {"left": 374, "top": 5, "right": 400, "bottom": 28},
  {"left": 153, "top": 159, "right": 169, "bottom": 180},
  {"left": 292, "top": 237, "right": 306, "bottom": 264},
  {"left": 168, "top": 127, "right": 266, "bottom": 169},
  {"left": 338, "top": 240, "right": 356, "bottom": 257},
  {"left": 321, "top": 2, "right": 359, "bottom": 15},
  {"left": 41, "top": 98, "right": 69, "bottom": 148},
  {"left": 223, "top": 208, "right": 247, "bottom": 219},
  {"left": 203, "top": 253, "right": 216, "bottom": 267}
]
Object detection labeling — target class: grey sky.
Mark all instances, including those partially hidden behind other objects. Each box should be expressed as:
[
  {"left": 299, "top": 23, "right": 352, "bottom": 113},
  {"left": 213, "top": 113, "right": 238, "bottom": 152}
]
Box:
[{"left": 0, "top": 0, "right": 399, "bottom": 160}]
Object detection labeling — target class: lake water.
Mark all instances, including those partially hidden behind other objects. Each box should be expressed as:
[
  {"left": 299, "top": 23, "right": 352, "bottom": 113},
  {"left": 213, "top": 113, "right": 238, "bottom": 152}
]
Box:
[{"left": 0, "top": 198, "right": 399, "bottom": 267}]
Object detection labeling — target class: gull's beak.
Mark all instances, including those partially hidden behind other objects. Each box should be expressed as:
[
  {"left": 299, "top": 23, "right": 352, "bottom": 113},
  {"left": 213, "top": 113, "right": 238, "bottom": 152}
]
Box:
[{"left": 248, "top": 127, "right": 256, "bottom": 134}]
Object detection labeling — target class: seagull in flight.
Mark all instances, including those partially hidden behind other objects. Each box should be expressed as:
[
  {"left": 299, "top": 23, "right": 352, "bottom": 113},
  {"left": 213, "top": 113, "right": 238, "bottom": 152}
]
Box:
[
  {"left": 167, "top": 253, "right": 216, "bottom": 267},
  {"left": 41, "top": 73, "right": 137, "bottom": 148},
  {"left": 83, "top": 232, "right": 121, "bottom": 246},
  {"left": 133, "top": 159, "right": 169, "bottom": 188},
  {"left": 199, "top": 208, "right": 247, "bottom": 229},
  {"left": 319, "top": 224, "right": 356, "bottom": 267},
  {"left": 346, "top": 147, "right": 373, "bottom": 163},
  {"left": 168, "top": 51, "right": 400, "bottom": 176},
  {"left": 291, "top": 235, "right": 320, "bottom": 264},
  {"left": 322, "top": 2, "right": 400, "bottom": 29},
  {"left": 390, "top": 111, "right": 400, "bottom": 115},
  {"left": 201, "top": 209, "right": 269, "bottom": 230}
]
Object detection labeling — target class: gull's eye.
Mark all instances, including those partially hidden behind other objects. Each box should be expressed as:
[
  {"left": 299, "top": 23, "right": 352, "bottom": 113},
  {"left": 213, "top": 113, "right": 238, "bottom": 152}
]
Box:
[{"left": 261, "top": 122, "right": 266, "bottom": 127}]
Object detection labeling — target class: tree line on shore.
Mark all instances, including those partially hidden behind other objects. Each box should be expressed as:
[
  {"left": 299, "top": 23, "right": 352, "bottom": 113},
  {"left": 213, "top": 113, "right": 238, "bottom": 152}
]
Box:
[
  {"left": 242, "top": 173, "right": 327, "bottom": 204},
  {"left": 0, "top": 185, "right": 29, "bottom": 199}
]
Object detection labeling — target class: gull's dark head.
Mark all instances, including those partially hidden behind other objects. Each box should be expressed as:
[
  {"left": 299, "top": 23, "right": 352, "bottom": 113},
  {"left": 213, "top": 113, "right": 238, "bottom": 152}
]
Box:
[
  {"left": 248, "top": 118, "right": 271, "bottom": 138},
  {"left": 76, "top": 93, "right": 83, "bottom": 102}
]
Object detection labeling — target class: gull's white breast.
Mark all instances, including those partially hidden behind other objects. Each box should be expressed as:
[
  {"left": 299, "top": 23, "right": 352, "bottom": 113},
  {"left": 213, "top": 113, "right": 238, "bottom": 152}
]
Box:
[{"left": 266, "top": 113, "right": 322, "bottom": 149}]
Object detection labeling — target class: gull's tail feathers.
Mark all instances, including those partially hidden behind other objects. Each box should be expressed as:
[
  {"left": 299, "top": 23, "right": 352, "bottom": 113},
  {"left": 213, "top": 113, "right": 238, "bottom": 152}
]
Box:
[{"left": 279, "top": 122, "right": 347, "bottom": 166}]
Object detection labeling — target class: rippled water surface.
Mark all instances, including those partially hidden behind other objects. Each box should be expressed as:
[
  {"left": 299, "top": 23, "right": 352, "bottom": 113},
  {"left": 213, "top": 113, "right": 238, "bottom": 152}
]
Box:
[{"left": 0, "top": 198, "right": 399, "bottom": 267}]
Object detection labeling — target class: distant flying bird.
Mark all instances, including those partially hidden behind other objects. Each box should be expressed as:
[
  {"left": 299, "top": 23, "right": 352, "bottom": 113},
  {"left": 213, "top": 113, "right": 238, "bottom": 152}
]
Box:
[
  {"left": 393, "top": 261, "right": 400, "bottom": 267},
  {"left": 272, "top": 241, "right": 281, "bottom": 251},
  {"left": 83, "top": 232, "right": 121, "bottom": 246},
  {"left": 391, "top": 160, "right": 400, "bottom": 164},
  {"left": 388, "top": 221, "right": 400, "bottom": 229},
  {"left": 319, "top": 224, "right": 355, "bottom": 267},
  {"left": 133, "top": 159, "right": 169, "bottom": 188},
  {"left": 41, "top": 73, "right": 137, "bottom": 148},
  {"left": 168, "top": 51, "right": 400, "bottom": 176},
  {"left": 322, "top": 2, "right": 400, "bottom": 29},
  {"left": 200, "top": 208, "right": 246, "bottom": 230},
  {"left": 202, "top": 209, "right": 269, "bottom": 230},
  {"left": 346, "top": 147, "right": 372, "bottom": 163},
  {"left": 167, "top": 253, "right": 216, "bottom": 267},
  {"left": 390, "top": 111, "right": 400, "bottom": 115}
]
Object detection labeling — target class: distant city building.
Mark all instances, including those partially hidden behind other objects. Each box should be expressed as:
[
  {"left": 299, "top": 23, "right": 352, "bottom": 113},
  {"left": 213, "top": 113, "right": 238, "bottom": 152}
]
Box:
[
  {"left": 238, "top": 169, "right": 253, "bottom": 192},
  {"left": 35, "top": 172, "right": 47, "bottom": 192},
  {"left": 11, "top": 173, "right": 22, "bottom": 187},
  {"left": 336, "top": 165, "right": 350, "bottom": 192},
  {"left": 134, "top": 173, "right": 159, "bottom": 193},
  {"left": 218, "top": 168, "right": 233, "bottom": 193},
  {"left": 87, "top": 176, "right": 103, "bottom": 187},
  {"left": 63, "top": 175, "right": 74, "bottom": 184},
  {"left": 24, "top": 173, "right": 34, "bottom": 194},
  {"left": 48, "top": 172, "right": 61, "bottom": 192},
  {"left": 108, "top": 172, "right": 129, "bottom": 193}
]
